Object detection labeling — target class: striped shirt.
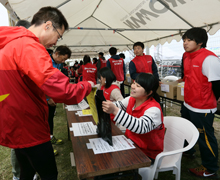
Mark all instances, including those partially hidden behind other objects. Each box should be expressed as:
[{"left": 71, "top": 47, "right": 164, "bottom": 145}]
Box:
[{"left": 114, "top": 97, "right": 162, "bottom": 134}]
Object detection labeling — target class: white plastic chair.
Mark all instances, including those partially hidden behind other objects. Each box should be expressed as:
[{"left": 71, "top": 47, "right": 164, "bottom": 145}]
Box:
[{"left": 139, "top": 116, "right": 199, "bottom": 180}]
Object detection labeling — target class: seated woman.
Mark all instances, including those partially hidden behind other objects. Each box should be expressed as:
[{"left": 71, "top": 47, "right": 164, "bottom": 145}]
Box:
[
  {"left": 96, "top": 67, "right": 124, "bottom": 124},
  {"left": 80, "top": 55, "right": 97, "bottom": 84},
  {"left": 102, "top": 73, "right": 164, "bottom": 163}
]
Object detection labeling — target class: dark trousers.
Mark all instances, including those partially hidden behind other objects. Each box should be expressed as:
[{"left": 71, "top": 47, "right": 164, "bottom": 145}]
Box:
[
  {"left": 48, "top": 104, "right": 56, "bottom": 135},
  {"left": 181, "top": 104, "right": 219, "bottom": 172},
  {"left": 15, "top": 141, "right": 58, "bottom": 180}
]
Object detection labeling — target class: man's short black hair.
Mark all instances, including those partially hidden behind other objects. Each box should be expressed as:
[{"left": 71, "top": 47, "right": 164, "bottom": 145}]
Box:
[
  {"left": 99, "top": 52, "right": 104, "bottom": 57},
  {"left": 119, "top": 53, "right": 125, "bottom": 59},
  {"left": 55, "top": 45, "right": 71, "bottom": 58},
  {"left": 109, "top": 47, "right": 117, "bottom": 55},
  {"left": 15, "top": 20, "right": 31, "bottom": 29},
  {"left": 31, "top": 6, "right": 69, "bottom": 31},
  {"left": 182, "top": 27, "right": 208, "bottom": 48},
  {"left": 98, "top": 67, "right": 116, "bottom": 89},
  {"left": 83, "top": 55, "right": 91, "bottom": 65},
  {"left": 133, "top": 41, "right": 144, "bottom": 49}
]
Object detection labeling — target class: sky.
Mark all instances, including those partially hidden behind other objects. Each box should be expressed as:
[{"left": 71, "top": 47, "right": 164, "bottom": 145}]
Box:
[{"left": 0, "top": 3, "right": 9, "bottom": 26}]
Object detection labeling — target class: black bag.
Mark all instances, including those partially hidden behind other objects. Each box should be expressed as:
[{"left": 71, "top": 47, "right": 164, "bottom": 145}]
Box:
[{"left": 95, "top": 90, "right": 113, "bottom": 146}]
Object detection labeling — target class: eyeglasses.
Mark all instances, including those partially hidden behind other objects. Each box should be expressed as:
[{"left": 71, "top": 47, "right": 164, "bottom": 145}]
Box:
[{"left": 51, "top": 23, "right": 63, "bottom": 41}]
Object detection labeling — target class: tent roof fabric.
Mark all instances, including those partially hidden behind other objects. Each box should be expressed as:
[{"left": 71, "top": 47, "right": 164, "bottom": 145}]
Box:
[{"left": 2, "top": 0, "right": 220, "bottom": 54}]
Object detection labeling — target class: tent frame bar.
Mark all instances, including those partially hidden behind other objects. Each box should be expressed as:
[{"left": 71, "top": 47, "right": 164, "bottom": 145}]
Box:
[{"left": 69, "top": 27, "right": 189, "bottom": 31}]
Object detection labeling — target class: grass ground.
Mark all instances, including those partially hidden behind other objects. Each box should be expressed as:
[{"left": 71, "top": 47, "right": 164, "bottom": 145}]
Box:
[{"left": 0, "top": 102, "right": 220, "bottom": 180}]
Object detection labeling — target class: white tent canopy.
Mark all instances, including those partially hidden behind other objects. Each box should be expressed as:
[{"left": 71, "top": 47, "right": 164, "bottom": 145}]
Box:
[{"left": 2, "top": 0, "right": 220, "bottom": 56}]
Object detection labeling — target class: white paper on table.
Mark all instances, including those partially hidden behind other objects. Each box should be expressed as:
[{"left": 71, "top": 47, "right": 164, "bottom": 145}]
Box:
[
  {"left": 66, "top": 105, "right": 82, "bottom": 111},
  {"left": 78, "top": 99, "right": 89, "bottom": 110},
  {"left": 86, "top": 143, "right": 92, "bottom": 149},
  {"left": 89, "top": 135, "right": 135, "bottom": 154},
  {"left": 161, "top": 84, "right": 169, "bottom": 92},
  {"left": 181, "top": 87, "right": 184, "bottom": 96},
  {"left": 76, "top": 111, "right": 92, "bottom": 117},
  {"left": 71, "top": 122, "right": 97, "bottom": 136}
]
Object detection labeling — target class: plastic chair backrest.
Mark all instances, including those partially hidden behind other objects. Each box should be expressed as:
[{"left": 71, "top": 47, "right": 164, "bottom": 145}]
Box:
[{"left": 163, "top": 116, "right": 199, "bottom": 152}]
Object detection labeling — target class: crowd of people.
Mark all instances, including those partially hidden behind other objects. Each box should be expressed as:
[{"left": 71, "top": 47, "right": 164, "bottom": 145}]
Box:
[{"left": 0, "top": 5, "right": 220, "bottom": 180}]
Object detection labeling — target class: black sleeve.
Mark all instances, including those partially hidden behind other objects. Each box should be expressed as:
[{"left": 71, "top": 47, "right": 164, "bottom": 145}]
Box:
[
  {"left": 129, "top": 61, "right": 138, "bottom": 80},
  {"left": 97, "top": 60, "right": 101, "bottom": 71},
  {"left": 212, "top": 80, "right": 220, "bottom": 100},
  {"left": 181, "top": 57, "right": 184, "bottom": 79},
  {"left": 151, "top": 57, "right": 160, "bottom": 80}
]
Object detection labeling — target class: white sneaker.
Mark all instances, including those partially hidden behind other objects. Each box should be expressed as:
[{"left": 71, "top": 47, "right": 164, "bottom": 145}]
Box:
[
  {"left": 33, "top": 174, "right": 40, "bottom": 180},
  {"left": 13, "top": 176, "right": 20, "bottom": 180}
]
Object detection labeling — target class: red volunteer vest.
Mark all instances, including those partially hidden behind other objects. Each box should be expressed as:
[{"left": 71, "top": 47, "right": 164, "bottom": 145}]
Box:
[
  {"left": 183, "top": 48, "right": 217, "bottom": 109},
  {"left": 108, "top": 58, "right": 124, "bottom": 81},
  {"left": 100, "top": 58, "right": 107, "bottom": 69},
  {"left": 132, "top": 54, "right": 153, "bottom": 74},
  {"left": 82, "top": 63, "right": 97, "bottom": 84},
  {"left": 125, "top": 97, "right": 164, "bottom": 159},
  {"left": 101, "top": 84, "right": 120, "bottom": 123}
]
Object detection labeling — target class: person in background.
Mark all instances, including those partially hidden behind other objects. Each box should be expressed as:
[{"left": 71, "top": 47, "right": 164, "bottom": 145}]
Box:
[
  {"left": 69, "top": 66, "right": 76, "bottom": 83},
  {"left": 47, "top": 45, "right": 72, "bottom": 154},
  {"left": 107, "top": 47, "right": 126, "bottom": 97},
  {"left": 179, "top": 27, "right": 220, "bottom": 178},
  {"left": 102, "top": 73, "right": 164, "bottom": 164},
  {"left": 97, "top": 52, "right": 107, "bottom": 72},
  {"left": 92, "top": 57, "right": 98, "bottom": 66},
  {"left": 61, "top": 63, "right": 69, "bottom": 77},
  {"left": 0, "top": 6, "right": 93, "bottom": 180},
  {"left": 79, "top": 60, "right": 83, "bottom": 68},
  {"left": 96, "top": 67, "right": 124, "bottom": 123},
  {"left": 119, "top": 53, "right": 125, "bottom": 60},
  {"left": 73, "top": 61, "right": 79, "bottom": 71},
  {"left": 80, "top": 55, "right": 97, "bottom": 84},
  {"left": 129, "top": 42, "right": 159, "bottom": 81}
]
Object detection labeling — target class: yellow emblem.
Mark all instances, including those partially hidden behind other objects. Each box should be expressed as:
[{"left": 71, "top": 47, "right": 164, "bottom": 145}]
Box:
[{"left": 0, "top": 94, "right": 10, "bottom": 102}]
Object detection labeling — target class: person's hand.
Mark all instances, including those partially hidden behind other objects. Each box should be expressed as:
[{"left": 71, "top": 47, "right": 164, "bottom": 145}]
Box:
[
  {"left": 102, "top": 100, "right": 119, "bottom": 115},
  {"left": 217, "top": 97, "right": 220, "bottom": 105},
  {"left": 176, "top": 79, "right": 183, "bottom": 83},
  {"left": 88, "top": 81, "right": 94, "bottom": 87},
  {"left": 159, "top": 81, "right": 163, "bottom": 86},
  {"left": 48, "top": 98, "right": 56, "bottom": 106}
]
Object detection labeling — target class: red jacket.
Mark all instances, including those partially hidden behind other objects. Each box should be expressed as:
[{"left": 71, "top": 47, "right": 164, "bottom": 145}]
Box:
[
  {"left": 108, "top": 58, "right": 125, "bottom": 81},
  {"left": 82, "top": 63, "right": 97, "bottom": 84},
  {"left": 100, "top": 58, "right": 107, "bottom": 69},
  {"left": 132, "top": 54, "right": 153, "bottom": 74},
  {"left": 183, "top": 48, "right": 217, "bottom": 109},
  {"left": 125, "top": 97, "right": 164, "bottom": 159},
  {"left": 101, "top": 84, "right": 120, "bottom": 122},
  {"left": 0, "top": 26, "right": 92, "bottom": 149}
]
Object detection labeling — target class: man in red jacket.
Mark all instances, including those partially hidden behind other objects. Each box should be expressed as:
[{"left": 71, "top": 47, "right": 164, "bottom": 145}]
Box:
[
  {"left": 0, "top": 7, "right": 93, "bottom": 180},
  {"left": 181, "top": 27, "right": 220, "bottom": 178},
  {"left": 129, "top": 42, "right": 159, "bottom": 81}
]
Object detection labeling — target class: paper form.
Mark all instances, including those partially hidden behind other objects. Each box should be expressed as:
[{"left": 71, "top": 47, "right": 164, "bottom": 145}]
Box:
[
  {"left": 89, "top": 135, "right": 135, "bottom": 154},
  {"left": 71, "top": 122, "right": 97, "bottom": 136},
  {"left": 78, "top": 99, "right": 90, "bottom": 109},
  {"left": 66, "top": 105, "right": 82, "bottom": 111}
]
